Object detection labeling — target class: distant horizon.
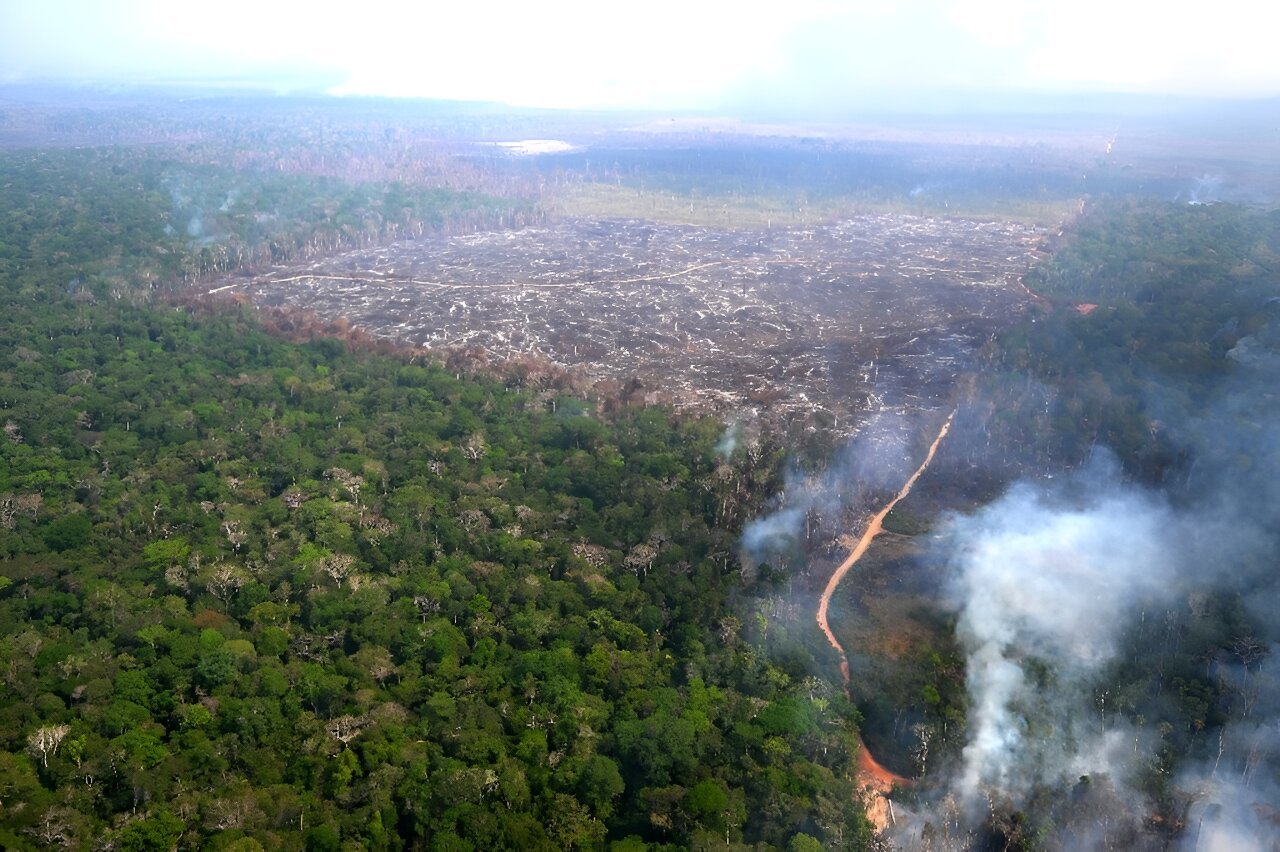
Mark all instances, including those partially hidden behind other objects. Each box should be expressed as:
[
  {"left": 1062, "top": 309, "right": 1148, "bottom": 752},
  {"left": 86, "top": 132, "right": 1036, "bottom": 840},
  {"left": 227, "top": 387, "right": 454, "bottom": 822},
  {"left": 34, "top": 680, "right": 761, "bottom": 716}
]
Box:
[
  {"left": 4, "top": 1, "right": 1279, "bottom": 114},
  {"left": 4, "top": 77, "right": 1278, "bottom": 123}
]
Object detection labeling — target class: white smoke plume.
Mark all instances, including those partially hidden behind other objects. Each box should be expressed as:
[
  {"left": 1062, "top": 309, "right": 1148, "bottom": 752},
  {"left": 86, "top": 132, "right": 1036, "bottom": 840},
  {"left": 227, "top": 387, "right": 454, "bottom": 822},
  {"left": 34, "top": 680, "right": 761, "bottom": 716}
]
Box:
[
  {"left": 715, "top": 419, "right": 743, "bottom": 459},
  {"left": 900, "top": 322, "right": 1280, "bottom": 849},
  {"left": 942, "top": 459, "right": 1180, "bottom": 807},
  {"left": 739, "top": 410, "right": 916, "bottom": 568},
  {"left": 1185, "top": 174, "right": 1224, "bottom": 205},
  {"left": 1178, "top": 709, "right": 1280, "bottom": 852}
]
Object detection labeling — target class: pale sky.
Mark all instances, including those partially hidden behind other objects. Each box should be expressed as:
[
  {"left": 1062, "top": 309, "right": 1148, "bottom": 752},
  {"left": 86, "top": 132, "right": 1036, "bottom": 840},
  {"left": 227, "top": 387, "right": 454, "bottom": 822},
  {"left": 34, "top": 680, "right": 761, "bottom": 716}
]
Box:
[{"left": 2, "top": 0, "right": 1278, "bottom": 110}]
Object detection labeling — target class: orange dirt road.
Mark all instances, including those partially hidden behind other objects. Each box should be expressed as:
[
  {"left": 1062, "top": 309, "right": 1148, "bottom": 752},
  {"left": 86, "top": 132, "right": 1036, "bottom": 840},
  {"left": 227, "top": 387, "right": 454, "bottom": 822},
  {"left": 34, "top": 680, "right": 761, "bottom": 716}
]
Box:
[{"left": 815, "top": 411, "right": 955, "bottom": 829}]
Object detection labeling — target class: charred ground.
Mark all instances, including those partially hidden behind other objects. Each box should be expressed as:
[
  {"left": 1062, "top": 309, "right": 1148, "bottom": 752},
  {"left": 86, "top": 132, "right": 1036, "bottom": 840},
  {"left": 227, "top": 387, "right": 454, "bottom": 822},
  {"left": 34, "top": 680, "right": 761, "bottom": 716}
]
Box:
[{"left": 208, "top": 215, "right": 1045, "bottom": 434}]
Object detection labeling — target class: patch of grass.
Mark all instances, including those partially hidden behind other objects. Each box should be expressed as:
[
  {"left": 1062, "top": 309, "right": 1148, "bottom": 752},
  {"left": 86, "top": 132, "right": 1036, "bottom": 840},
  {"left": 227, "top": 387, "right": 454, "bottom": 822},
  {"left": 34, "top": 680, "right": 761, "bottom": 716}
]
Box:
[
  {"left": 546, "top": 182, "right": 1079, "bottom": 228},
  {"left": 881, "top": 507, "right": 933, "bottom": 536}
]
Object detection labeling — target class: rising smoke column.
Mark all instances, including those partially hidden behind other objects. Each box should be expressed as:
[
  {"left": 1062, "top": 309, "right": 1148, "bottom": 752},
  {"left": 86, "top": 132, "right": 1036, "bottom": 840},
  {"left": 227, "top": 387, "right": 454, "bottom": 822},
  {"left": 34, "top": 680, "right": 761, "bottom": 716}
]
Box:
[
  {"left": 910, "top": 322, "right": 1280, "bottom": 850},
  {"left": 739, "top": 411, "right": 917, "bottom": 570},
  {"left": 942, "top": 459, "right": 1180, "bottom": 807},
  {"left": 715, "top": 418, "right": 744, "bottom": 459},
  {"left": 1162, "top": 326, "right": 1280, "bottom": 852}
]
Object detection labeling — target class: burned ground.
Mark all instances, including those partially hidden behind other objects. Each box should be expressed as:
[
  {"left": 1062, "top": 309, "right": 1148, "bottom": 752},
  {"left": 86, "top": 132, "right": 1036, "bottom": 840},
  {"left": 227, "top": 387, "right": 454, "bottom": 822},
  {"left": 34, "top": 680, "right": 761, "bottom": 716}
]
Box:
[{"left": 210, "top": 214, "right": 1046, "bottom": 432}]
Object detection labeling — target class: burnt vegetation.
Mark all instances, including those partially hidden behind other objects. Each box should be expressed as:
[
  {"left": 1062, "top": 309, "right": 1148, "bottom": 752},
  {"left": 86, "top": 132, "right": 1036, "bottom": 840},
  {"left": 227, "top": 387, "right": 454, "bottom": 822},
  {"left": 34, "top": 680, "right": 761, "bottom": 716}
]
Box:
[{"left": 208, "top": 215, "right": 1045, "bottom": 438}]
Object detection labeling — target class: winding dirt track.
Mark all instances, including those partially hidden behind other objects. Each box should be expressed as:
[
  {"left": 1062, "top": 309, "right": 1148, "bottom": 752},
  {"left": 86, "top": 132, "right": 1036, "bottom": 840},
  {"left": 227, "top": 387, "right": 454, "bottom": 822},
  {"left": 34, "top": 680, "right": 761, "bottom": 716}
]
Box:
[{"left": 815, "top": 411, "right": 955, "bottom": 824}]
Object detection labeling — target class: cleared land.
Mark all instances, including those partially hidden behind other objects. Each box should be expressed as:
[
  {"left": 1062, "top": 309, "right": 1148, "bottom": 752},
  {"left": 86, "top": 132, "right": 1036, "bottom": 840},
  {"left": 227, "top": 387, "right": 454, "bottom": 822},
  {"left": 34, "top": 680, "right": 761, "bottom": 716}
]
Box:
[{"left": 209, "top": 214, "right": 1046, "bottom": 430}]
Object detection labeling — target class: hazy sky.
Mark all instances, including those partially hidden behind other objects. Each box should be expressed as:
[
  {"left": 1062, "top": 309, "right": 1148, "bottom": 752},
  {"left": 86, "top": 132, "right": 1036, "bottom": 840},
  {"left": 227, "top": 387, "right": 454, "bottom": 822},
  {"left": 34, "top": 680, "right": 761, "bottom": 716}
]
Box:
[{"left": 3, "top": 0, "right": 1278, "bottom": 110}]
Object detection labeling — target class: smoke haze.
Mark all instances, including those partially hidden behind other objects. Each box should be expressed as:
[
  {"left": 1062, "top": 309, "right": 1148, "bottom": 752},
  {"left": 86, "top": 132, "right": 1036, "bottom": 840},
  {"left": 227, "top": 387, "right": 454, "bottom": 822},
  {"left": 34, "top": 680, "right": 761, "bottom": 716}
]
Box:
[
  {"left": 899, "top": 322, "right": 1280, "bottom": 849},
  {"left": 943, "top": 460, "right": 1179, "bottom": 807},
  {"left": 740, "top": 411, "right": 917, "bottom": 569}
]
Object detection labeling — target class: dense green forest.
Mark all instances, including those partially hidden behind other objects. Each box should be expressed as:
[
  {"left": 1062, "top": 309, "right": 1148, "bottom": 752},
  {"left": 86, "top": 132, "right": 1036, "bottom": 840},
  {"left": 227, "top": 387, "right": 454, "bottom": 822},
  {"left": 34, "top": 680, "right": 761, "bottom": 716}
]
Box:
[
  {"left": 973, "top": 200, "right": 1280, "bottom": 482},
  {"left": 0, "top": 146, "right": 536, "bottom": 291},
  {"left": 0, "top": 148, "right": 874, "bottom": 849}
]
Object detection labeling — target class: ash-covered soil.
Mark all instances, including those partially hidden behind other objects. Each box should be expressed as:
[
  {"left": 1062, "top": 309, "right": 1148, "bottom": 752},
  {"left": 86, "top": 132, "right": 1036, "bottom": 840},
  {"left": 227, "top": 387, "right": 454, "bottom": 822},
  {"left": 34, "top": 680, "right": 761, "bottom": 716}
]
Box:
[{"left": 209, "top": 215, "right": 1046, "bottom": 428}]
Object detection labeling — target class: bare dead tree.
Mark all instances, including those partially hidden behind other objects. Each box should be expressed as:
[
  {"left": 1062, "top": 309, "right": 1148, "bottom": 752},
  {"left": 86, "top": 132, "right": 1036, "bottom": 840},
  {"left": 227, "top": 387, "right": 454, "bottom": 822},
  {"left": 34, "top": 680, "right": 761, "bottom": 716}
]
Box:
[{"left": 27, "top": 724, "right": 71, "bottom": 768}]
